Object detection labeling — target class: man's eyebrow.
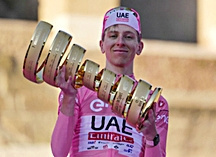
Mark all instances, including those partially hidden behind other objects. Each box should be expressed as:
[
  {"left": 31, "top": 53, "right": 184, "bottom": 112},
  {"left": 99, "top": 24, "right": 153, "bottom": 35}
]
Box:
[
  {"left": 124, "top": 31, "right": 136, "bottom": 34},
  {"left": 107, "top": 30, "right": 118, "bottom": 33},
  {"left": 107, "top": 30, "right": 135, "bottom": 34}
]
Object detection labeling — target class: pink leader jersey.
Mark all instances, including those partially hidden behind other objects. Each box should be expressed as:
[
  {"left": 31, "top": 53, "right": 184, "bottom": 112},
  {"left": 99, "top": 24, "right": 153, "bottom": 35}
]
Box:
[{"left": 51, "top": 75, "right": 169, "bottom": 157}]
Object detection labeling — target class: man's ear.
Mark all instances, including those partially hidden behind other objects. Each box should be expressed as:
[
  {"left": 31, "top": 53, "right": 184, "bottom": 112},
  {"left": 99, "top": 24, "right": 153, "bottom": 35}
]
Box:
[
  {"left": 136, "top": 41, "right": 144, "bottom": 55},
  {"left": 99, "top": 40, "right": 105, "bottom": 54}
]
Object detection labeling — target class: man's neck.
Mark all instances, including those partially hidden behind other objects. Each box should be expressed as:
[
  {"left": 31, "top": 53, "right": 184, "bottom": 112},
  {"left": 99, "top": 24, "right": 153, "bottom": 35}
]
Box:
[{"left": 105, "top": 62, "right": 134, "bottom": 75}]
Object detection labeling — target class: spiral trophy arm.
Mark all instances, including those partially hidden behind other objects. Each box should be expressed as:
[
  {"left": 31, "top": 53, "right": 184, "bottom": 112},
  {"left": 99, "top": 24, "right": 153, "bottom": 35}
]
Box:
[{"left": 23, "top": 21, "right": 162, "bottom": 131}]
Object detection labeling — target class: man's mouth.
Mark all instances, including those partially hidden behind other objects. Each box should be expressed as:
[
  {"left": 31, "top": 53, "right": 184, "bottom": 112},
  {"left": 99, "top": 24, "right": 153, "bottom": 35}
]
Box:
[{"left": 113, "top": 49, "right": 128, "bottom": 54}]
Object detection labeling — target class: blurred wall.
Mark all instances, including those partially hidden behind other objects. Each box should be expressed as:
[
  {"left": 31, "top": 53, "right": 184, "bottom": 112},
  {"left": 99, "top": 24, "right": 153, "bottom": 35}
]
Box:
[
  {"left": 198, "top": 0, "right": 216, "bottom": 49},
  {"left": 38, "top": 0, "right": 119, "bottom": 51},
  {"left": 0, "top": 0, "right": 216, "bottom": 157},
  {"left": 38, "top": 0, "right": 216, "bottom": 49}
]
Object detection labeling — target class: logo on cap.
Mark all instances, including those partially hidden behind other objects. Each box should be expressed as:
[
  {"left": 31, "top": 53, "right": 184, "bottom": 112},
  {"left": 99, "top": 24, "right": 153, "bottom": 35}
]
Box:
[{"left": 116, "top": 12, "right": 129, "bottom": 22}]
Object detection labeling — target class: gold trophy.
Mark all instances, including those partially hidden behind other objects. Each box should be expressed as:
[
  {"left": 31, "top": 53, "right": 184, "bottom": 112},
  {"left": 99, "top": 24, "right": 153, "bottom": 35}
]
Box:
[
  {"left": 23, "top": 21, "right": 163, "bottom": 131},
  {"left": 75, "top": 60, "right": 100, "bottom": 90},
  {"left": 43, "top": 30, "right": 72, "bottom": 87},
  {"left": 65, "top": 44, "right": 86, "bottom": 87},
  {"left": 125, "top": 80, "right": 152, "bottom": 128},
  {"left": 95, "top": 69, "right": 116, "bottom": 103},
  {"left": 137, "top": 87, "right": 162, "bottom": 130},
  {"left": 109, "top": 75, "right": 135, "bottom": 117},
  {"left": 23, "top": 21, "right": 53, "bottom": 83}
]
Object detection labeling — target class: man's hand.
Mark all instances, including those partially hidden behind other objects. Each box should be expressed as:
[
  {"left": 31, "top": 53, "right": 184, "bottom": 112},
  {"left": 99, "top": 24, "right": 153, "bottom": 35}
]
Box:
[
  {"left": 56, "top": 65, "right": 77, "bottom": 96},
  {"left": 56, "top": 65, "right": 77, "bottom": 116},
  {"left": 140, "top": 109, "right": 158, "bottom": 141}
]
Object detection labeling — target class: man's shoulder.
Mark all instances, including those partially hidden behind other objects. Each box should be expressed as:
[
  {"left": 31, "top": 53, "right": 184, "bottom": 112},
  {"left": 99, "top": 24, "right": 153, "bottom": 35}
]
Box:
[{"left": 156, "top": 94, "right": 169, "bottom": 112}]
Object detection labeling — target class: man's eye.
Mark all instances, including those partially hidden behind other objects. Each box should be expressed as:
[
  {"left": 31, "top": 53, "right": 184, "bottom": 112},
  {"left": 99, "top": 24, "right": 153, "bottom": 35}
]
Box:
[
  {"left": 109, "top": 34, "right": 117, "bottom": 38},
  {"left": 125, "top": 35, "right": 133, "bottom": 39}
]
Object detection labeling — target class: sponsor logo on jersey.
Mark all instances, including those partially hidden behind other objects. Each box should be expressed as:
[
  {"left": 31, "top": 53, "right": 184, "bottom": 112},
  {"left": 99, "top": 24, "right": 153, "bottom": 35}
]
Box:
[
  {"left": 88, "top": 141, "right": 96, "bottom": 144},
  {"left": 158, "top": 100, "right": 165, "bottom": 107},
  {"left": 90, "top": 99, "right": 109, "bottom": 112},
  {"left": 155, "top": 112, "right": 169, "bottom": 124},
  {"left": 88, "top": 131, "right": 134, "bottom": 144},
  {"left": 79, "top": 115, "right": 142, "bottom": 155},
  {"left": 89, "top": 116, "right": 134, "bottom": 144},
  {"left": 91, "top": 116, "right": 133, "bottom": 135}
]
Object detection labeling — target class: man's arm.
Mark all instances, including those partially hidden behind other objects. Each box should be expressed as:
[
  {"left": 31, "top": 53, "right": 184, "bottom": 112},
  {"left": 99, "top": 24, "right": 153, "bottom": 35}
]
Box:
[
  {"left": 142, "top": 97, "right": 169, "bottom": 157},
  {"left": 51, "top": 66, "right": 78, "bottom": 157},
  {"left": 51, "top": 92, "right": 78, "bottom": 157},
  {"left": 144, "top": 122, "right": 168, "bottom": 157}
]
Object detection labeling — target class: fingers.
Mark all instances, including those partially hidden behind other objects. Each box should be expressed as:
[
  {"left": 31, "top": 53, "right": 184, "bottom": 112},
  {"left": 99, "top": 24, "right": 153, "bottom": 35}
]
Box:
[
  {"left": 67, "top": 75, "right": 73, "bottom": 84},
  {"left": 55, "top": 70, "right": 61, "bottom": 87},
  {"left": 59, "top": 65, "right": 66, "bottom": 78},
  {"left": 139, "top": 109, "right": 157, "bottom": 138},
  {"left": 147, "top": 109, "right": 155, "bottom": 124},
  {"left": 55, "top": 66, "right": 67, "bottom": 86},
  {"left": 139, "top": 109, "right": 155, "bottom": 128},
  {"left": 56, "top": 65, "right": 66, "bottom": 86},
  {"left": 55, "top": 65, "right": 77, "bottom": 95},
  {"left": 60, "top": 75, "right": 72, "bottom": 90}
]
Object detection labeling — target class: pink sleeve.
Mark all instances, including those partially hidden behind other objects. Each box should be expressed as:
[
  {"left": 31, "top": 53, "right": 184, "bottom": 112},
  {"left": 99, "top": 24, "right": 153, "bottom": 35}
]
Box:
[
  {"left": 51, "top": 91, "right": 79, "bottom": 157},
  {"left": 145, "top": 96, "right": 169, "bottom": 157}
]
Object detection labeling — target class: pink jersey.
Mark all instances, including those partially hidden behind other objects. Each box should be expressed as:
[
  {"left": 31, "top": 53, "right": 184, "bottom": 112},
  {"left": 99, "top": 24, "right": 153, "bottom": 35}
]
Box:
[{"left": 51, "top": 76, "right": 169, "bottom": 157}]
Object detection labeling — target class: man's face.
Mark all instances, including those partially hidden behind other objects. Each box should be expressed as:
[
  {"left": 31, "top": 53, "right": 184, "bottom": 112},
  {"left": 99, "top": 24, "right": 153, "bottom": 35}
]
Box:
[{"left": 100, "top": 24, "right": 143, "bottom": 69}]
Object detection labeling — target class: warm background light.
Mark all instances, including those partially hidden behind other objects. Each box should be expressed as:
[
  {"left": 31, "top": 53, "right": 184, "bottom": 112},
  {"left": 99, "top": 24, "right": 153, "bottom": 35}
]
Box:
[{"left": 0, "top": 0, "right": 216, "bottom": 156}]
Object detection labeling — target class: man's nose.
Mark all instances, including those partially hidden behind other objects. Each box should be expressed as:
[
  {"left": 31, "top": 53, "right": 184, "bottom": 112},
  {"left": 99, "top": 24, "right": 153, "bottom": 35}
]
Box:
[{"left": 116, "top": 36, "right": 125, "bottom": 46}]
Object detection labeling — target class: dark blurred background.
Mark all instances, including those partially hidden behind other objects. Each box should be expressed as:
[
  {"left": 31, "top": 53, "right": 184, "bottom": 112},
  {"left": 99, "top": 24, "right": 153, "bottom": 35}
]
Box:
[{"left": 0, "top": 0, "right": 38, "bottom": 20}]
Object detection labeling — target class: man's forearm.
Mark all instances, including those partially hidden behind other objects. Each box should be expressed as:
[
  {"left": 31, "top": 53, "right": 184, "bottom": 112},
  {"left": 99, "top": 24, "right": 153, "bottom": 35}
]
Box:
[{"left": 51, "top": 112, "right": 74, "bottom": 157}]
